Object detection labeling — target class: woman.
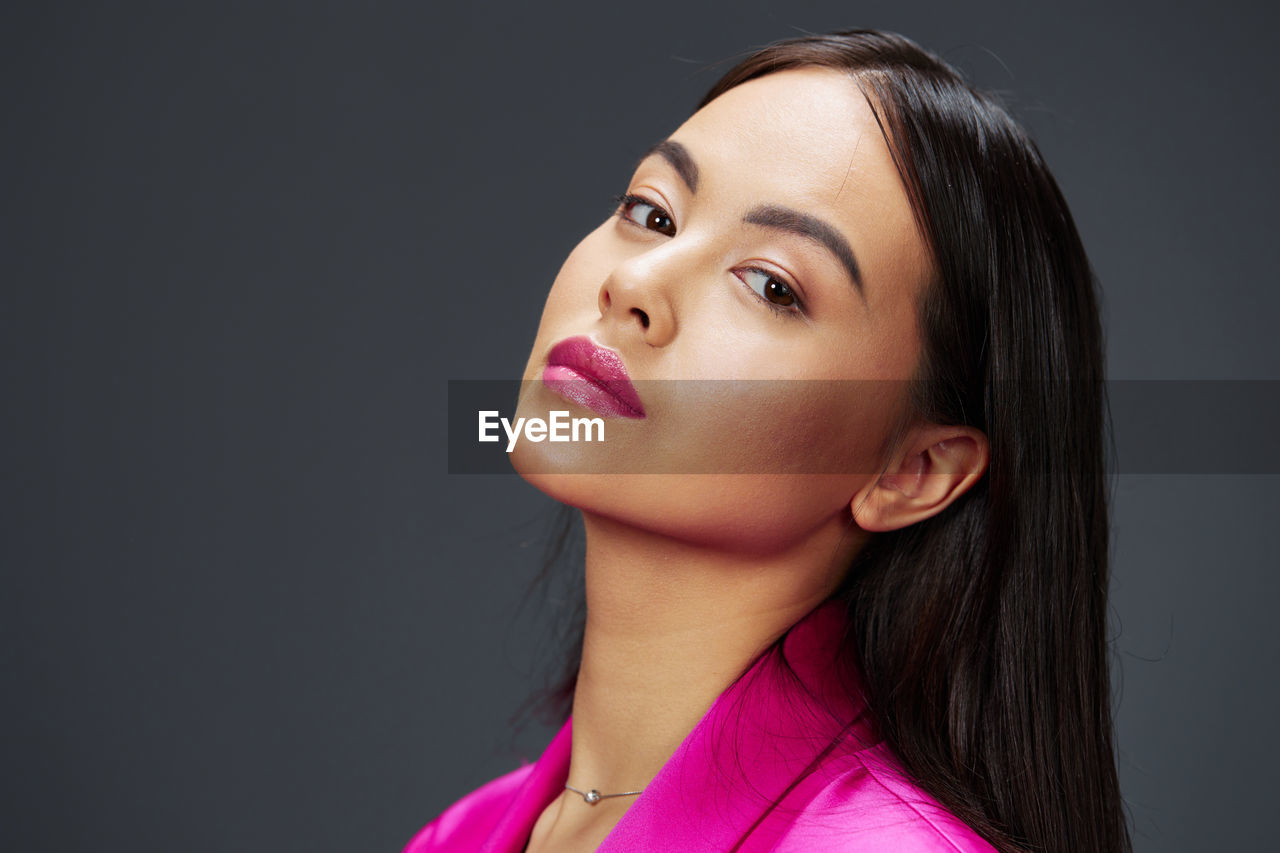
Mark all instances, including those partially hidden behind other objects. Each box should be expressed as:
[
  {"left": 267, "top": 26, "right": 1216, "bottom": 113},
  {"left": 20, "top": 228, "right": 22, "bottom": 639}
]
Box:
[{"left": 407, "top": 30, "right": 1130, "bottom": 853}]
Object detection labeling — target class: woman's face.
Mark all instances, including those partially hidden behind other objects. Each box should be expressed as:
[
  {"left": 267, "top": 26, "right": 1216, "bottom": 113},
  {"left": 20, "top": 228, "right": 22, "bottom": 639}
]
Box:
[{"left": 511, "top": 68, "right": 934, "bottom": 554}]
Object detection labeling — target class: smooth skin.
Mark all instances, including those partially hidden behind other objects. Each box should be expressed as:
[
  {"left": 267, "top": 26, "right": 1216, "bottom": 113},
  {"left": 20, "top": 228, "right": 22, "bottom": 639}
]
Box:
[{"left": 511, "top": 68, "right": 989, "bottom": 853}]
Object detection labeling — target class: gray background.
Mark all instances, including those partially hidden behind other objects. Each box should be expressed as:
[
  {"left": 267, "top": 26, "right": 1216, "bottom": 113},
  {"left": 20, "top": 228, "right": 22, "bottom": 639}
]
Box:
[{"left": 4, "top": 1, "right": 1277, "bottom": 850}]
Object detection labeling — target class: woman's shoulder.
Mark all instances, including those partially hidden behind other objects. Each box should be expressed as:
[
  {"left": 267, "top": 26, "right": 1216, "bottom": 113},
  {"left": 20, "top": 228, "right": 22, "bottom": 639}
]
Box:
[
  {"left": 764, "top": 741, "right": 998, "bottom": 853},
  {"left": 401, "top": 763, "right": 535, "bottom": 853}
]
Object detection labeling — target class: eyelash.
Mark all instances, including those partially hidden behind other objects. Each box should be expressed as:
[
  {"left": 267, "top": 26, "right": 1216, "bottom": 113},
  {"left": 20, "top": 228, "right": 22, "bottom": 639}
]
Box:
[
  {"left": 610, "top": 192, "right": 806, "bottom": 318},
  {"left": 613, "top": 193, "right": 674, "bottom": 236}
]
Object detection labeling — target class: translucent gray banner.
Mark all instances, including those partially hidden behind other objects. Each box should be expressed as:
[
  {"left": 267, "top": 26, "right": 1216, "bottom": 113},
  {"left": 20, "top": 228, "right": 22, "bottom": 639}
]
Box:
[{"left": 447, "top": 380, "right": 1280, "bottom": 475}]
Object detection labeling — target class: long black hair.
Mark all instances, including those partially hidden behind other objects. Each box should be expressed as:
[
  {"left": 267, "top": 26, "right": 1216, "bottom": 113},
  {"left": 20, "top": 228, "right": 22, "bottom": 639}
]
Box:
[{"left": 529, "top": 29, "right": 1129, "bottom": 853}]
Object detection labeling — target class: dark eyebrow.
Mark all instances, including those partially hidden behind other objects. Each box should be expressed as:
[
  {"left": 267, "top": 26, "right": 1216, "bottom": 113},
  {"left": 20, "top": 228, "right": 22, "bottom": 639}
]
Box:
[
  {"left": 743, "top": 204, "right": 865, "bottom": 300},
  {"left": 638, "top": 139, "right": 699, "bottom": 194},
  {"left": 636, "top": 141, "right": 863, "bottom": 299}
]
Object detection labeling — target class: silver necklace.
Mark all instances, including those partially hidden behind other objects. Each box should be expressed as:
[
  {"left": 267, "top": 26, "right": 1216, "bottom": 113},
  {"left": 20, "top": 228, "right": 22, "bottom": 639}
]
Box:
[{"left": 564, "top": 784, "right": 644, "bottom": 805}]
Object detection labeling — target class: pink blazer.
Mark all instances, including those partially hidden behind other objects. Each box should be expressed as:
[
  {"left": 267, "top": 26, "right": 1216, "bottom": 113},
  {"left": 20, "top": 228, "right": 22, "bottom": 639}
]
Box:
[{"left": 403, "top": 602, "right": 996, "bottom": 852}]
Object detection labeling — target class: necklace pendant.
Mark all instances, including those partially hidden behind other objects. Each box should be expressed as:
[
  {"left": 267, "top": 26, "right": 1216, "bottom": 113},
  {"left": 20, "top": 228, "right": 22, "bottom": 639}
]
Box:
[{"left": 584, "top": 789, "right": 601, "bottom": 804}]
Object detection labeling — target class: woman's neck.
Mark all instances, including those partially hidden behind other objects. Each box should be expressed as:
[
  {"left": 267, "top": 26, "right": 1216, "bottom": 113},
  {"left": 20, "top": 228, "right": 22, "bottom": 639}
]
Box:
[{"left": 564, "top": 508, "right": 862, "bottom": 801}]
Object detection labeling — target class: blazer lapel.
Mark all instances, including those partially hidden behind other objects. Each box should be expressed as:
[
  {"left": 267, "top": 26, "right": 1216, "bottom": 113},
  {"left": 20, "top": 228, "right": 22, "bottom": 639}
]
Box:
[
  {"left": 479, "top": 720, "right": 572, "bottom": 853},
  {"left": 597, "top": 600, "right": 875, "bottom": 852}
]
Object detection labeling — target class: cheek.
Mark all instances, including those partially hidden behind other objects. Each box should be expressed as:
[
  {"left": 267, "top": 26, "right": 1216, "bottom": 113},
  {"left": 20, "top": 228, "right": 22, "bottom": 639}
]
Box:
[
  {"left": 509, "top": 382, "right": 894, "bottom": 550},
  {"left": 520, "top": 229, "right": 609, "bottom": 380},
  {"left": 662, "top": 379, "right": 903, "bottom": 477},
  {"left": 544, "top": 226, "right": 614, "bottom": 316}
]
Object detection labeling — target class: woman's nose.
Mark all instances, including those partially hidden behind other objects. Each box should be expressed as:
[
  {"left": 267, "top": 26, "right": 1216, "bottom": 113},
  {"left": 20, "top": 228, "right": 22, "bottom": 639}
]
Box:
[{"left": 597, "top": 251, "right": 680, "bottom": 348}]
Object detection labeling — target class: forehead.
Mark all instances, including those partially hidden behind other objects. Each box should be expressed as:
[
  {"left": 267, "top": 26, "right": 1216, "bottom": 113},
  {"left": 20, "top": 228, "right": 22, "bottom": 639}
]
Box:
[{"left": 667, "top": 68, "right": 931, "bottom": 307}]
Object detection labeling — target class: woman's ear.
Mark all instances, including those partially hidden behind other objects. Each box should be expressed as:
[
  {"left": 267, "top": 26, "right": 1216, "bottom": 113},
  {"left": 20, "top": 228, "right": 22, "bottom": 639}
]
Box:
[{"left": 850, "top": 424, "right": 989, "bottom": 532}]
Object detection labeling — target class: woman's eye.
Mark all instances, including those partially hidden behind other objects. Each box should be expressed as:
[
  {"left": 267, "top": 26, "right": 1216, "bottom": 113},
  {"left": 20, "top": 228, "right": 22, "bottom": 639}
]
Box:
[
  {"left": 618, "top": 195, "right": 677, "bottom": 237},
  {"left": 739, "top": 268, "right": 799, "bottom": 310}
]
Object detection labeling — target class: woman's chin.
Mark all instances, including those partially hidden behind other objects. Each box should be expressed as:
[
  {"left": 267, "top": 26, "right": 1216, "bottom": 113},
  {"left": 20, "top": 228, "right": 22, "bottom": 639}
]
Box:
[{"left": 509, "top": 437, "right": 610, "bottom": 486}]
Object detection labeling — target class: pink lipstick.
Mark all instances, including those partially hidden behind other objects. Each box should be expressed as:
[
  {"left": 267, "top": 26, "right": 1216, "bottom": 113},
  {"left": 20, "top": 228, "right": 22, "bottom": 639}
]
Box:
[{"left": 542, "top": 336, "right": 646, "bottom": 419}]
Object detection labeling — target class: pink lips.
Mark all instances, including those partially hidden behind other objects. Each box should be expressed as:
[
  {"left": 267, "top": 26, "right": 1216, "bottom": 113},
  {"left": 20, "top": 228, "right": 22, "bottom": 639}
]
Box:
[{"left": 542, "top": 336, "right": 646, "bottom": 419}]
